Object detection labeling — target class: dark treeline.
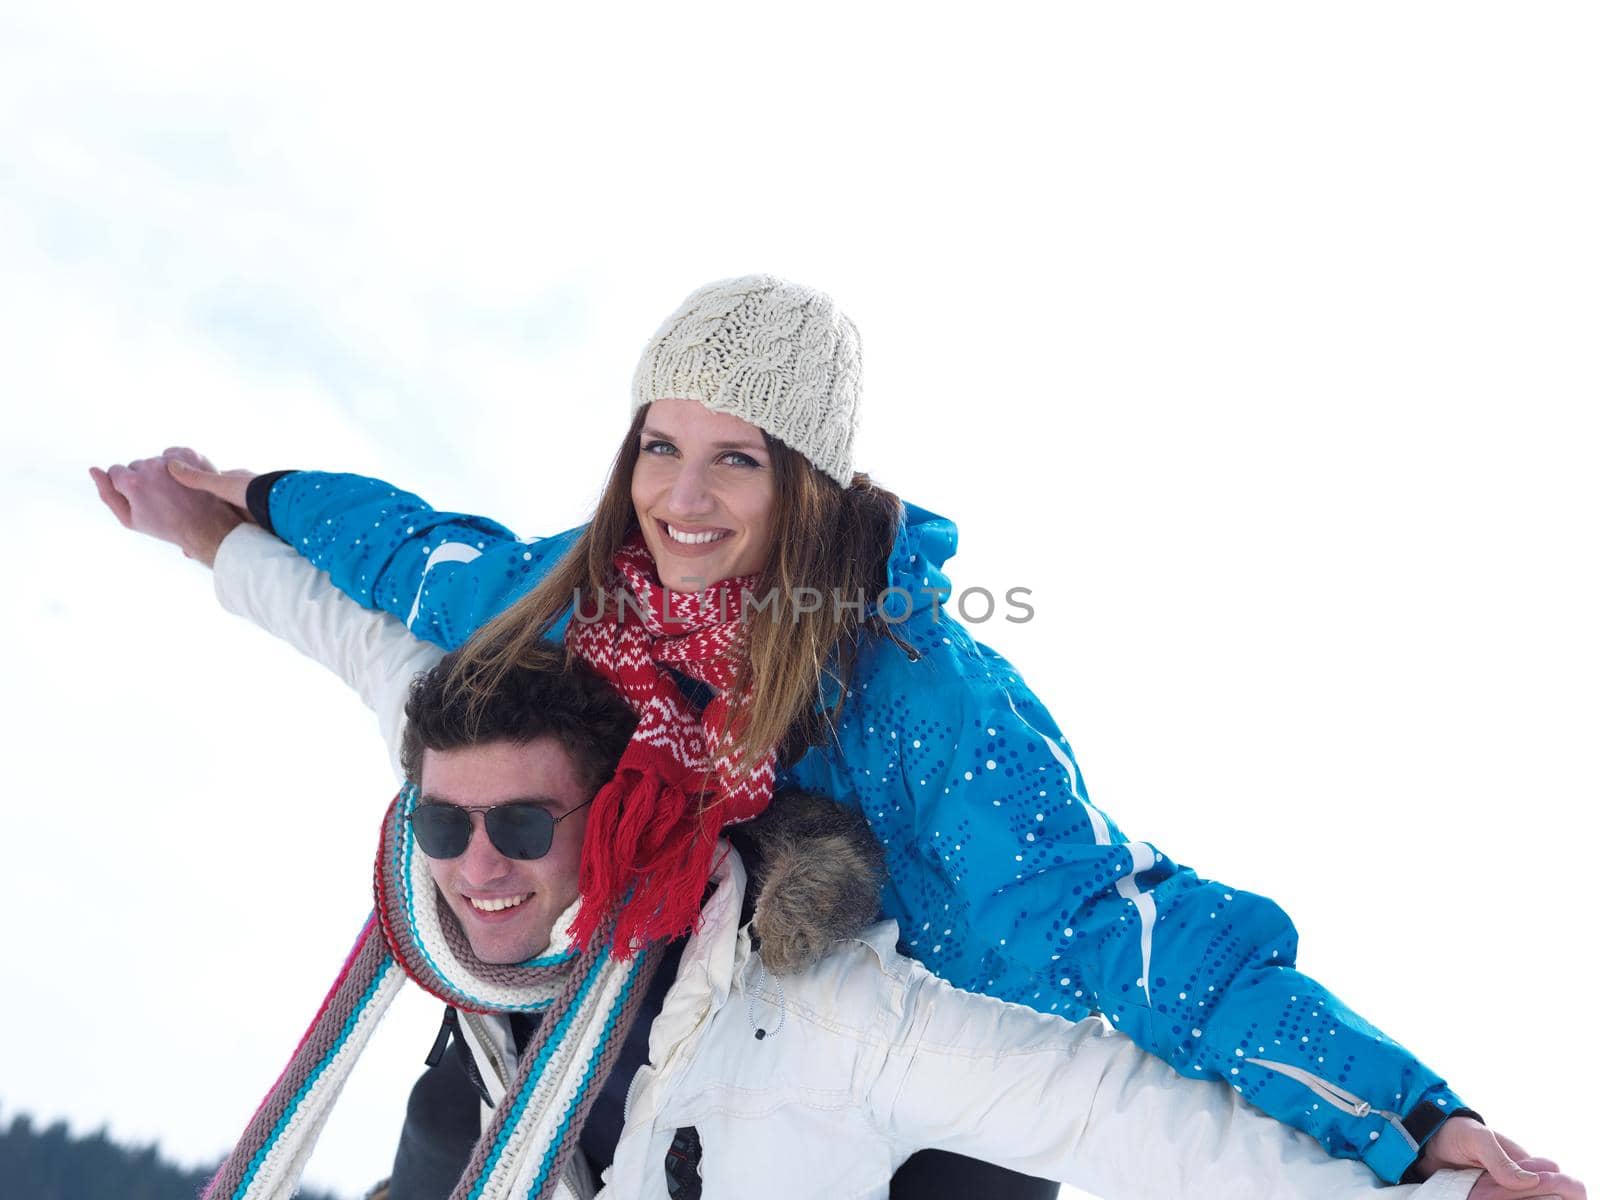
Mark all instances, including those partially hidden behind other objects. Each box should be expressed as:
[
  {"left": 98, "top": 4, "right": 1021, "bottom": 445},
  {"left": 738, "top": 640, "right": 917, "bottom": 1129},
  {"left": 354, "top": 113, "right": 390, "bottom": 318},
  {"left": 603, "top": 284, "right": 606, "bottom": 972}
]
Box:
[{"left": 0, "top": 1107, "right": 345, "bottom": 1200}]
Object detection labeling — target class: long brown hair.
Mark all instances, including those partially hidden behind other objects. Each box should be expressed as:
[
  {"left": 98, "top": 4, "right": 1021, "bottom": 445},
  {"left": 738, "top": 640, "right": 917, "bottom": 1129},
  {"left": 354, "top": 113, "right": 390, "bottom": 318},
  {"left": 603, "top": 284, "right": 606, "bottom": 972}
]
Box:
[{"left": 447, "top": 406, "right": 903, "bottom": 769}]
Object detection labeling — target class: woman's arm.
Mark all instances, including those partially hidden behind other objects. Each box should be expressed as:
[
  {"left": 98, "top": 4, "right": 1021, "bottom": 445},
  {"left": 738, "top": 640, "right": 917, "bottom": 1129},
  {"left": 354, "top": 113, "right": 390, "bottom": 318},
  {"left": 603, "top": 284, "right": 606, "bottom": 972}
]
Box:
[
  {"left": 164, "top": 461, "right": 586, "bottom": 650},
  {"left": 256, "top": 470, "right": 585, "bottom": 650},
  {"left": 825, "top": 626, "right": 1472, "bottom": 1184}
]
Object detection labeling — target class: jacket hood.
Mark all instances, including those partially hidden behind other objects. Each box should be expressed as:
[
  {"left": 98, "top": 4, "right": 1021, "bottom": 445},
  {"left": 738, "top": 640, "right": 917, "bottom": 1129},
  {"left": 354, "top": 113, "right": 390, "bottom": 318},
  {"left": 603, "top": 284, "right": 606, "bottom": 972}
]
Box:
[
  {"left": 811, "top": 502, "right": 958, "bottom": 712},
  {"left": 885, "top": 502, "right": 959, "bottom": 619},
  {"left": 739, "top": 791, "right": 887, "bottom": 975}
]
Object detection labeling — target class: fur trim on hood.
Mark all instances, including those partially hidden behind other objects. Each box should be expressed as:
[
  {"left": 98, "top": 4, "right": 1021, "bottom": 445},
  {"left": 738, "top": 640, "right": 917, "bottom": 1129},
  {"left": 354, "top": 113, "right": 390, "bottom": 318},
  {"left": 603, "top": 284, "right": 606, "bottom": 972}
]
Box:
[{"left": 740, "top": 790, "right": 888, "bottom": 975}]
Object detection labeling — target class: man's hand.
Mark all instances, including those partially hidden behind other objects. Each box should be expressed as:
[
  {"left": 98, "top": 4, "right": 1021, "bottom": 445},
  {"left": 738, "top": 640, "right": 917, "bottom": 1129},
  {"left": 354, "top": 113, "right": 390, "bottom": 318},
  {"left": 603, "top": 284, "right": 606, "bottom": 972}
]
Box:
[
  {"left": 89, "top": 447, "right": 253, "bottom": 567},
  {"left": 1423, "top": 1117, "right": 1586, "bottom": 1199}
]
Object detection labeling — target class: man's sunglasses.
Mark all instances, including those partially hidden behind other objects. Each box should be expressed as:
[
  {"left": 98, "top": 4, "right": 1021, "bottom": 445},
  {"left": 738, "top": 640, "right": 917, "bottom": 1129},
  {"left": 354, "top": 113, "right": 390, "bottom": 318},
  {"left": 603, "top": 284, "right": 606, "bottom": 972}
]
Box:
[{"left": 406, "top": 797, "right": 593, "bottom": 861}]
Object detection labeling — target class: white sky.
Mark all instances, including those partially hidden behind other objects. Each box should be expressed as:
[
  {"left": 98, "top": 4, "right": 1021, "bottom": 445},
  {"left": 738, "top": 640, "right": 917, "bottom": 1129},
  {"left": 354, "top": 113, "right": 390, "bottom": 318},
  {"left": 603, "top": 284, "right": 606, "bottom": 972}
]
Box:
[{"left": 1, "top": 3, "right": 1595, "bottom": 1197}]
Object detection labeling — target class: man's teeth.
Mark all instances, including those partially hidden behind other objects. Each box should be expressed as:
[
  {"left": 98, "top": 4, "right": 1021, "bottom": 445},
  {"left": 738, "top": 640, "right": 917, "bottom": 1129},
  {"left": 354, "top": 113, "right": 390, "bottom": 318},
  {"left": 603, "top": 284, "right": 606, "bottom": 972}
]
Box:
[
  {"left": 667, "top": 524, "right": 731, "bottom": 546},
  {"left": 468, "top": 893, "right": 531, "bottom": 913}
]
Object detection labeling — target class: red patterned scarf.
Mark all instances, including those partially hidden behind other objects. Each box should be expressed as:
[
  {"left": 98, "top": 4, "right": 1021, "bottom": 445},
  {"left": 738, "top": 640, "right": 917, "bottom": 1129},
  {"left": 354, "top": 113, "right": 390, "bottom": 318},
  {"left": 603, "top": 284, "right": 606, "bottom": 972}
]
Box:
[{"left": 565, "top": 532, "right": 776, "bottom": 953}]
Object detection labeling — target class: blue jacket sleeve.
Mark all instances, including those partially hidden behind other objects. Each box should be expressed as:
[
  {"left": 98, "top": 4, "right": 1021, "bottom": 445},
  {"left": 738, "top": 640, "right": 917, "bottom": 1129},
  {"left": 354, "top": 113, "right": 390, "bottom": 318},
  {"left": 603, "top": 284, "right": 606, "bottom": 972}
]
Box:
[
  {"left": 265, "top": 471, "right": 585, "bottom": 650},
  {"left": 801, "top": 625, "right": 1469, "bottom": 1184}
]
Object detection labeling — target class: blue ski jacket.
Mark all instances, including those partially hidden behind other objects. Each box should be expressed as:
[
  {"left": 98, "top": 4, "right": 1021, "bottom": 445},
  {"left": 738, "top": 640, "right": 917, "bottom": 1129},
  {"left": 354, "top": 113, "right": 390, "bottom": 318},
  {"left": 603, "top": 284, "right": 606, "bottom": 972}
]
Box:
[{"left": 258, "top": 469, "right": 1468, "bottom": 1182}]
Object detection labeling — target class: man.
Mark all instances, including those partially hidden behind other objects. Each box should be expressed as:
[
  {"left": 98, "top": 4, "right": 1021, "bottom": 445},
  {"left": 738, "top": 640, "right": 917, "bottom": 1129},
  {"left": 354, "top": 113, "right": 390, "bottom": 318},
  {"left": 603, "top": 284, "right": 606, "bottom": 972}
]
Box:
[{"left": 379, "top": 649, "right": 650, "bottom": 1198}]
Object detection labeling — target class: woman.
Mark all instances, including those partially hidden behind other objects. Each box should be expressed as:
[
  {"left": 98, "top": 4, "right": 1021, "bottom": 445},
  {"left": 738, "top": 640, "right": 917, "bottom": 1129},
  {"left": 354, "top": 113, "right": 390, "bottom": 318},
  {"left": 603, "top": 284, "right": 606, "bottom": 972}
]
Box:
[{"left": 138, "top": 274, "right": 1545, "bottom": 1193}]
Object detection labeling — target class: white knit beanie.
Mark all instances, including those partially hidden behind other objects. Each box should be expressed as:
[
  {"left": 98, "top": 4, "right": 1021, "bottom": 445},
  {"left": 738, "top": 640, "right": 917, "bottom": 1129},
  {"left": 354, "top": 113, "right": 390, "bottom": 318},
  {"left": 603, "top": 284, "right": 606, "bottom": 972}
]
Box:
[{"left": 631, "top": 274, "right": 863, "bottom": 488}]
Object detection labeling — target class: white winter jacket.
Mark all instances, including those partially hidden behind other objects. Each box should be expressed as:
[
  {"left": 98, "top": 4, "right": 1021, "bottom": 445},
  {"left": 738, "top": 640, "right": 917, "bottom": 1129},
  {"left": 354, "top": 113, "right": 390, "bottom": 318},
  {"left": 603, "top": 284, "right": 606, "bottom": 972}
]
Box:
[{"left": 213, "top": 525, "right": 1479, "bottom": 1200}]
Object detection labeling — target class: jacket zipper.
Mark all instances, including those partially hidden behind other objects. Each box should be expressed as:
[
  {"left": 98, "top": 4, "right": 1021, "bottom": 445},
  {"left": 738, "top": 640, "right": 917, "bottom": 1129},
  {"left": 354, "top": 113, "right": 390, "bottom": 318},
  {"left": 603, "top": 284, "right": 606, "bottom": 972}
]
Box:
[
  {"left": 1244, "top": 1058, "right": 1418, "bottom": 1150},
  {"left": 622, "top": 1065, "right": 644, "bottom": 1125},
  {"left": 461, "top": 1010, "right": 511, "bottom": 1096},
  {"left": 621, "top": 964, "right": 719, "bottom": 1127}
]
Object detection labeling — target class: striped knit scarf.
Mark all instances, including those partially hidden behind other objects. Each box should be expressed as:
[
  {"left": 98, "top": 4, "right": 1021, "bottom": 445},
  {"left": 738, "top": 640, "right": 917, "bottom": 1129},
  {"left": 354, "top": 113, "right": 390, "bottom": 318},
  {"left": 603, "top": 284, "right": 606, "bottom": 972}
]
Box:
[
  {"left": 204, "top": 783, "right": 660, "bottom": 1200},
  {"left": 565, "top": 532, "right": 777, "bottom": 954}
]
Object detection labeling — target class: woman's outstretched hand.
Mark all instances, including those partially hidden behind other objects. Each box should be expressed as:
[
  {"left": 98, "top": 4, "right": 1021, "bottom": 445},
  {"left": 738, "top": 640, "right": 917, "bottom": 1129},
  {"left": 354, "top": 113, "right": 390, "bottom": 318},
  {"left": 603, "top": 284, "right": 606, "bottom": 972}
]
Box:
[
  {"left": 1423, "top": 1117, "right": 1586, "bottom": 1199},
  {"left": 88, "top": 447, "right": 256, "bottom": 567},
  {"left": 164, "top": 453, "right": 257, "bottom": 511}
]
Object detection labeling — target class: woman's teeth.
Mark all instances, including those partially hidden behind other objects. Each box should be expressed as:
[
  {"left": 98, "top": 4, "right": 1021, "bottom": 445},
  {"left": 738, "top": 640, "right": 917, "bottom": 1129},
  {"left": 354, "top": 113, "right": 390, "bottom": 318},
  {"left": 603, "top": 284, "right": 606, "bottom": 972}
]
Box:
[
  {"left": 468, "top": 893, "right": 531, "bottom": 913},
  {"left": 667, "top": 525, "right": 731, "bottom": 546}
]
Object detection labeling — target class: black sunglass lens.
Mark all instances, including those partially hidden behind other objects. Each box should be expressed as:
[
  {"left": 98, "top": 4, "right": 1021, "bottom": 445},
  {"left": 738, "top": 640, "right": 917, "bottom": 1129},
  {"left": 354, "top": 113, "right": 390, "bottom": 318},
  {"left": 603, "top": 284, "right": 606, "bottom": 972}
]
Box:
[
  {"left": 410, "top": 804, "right": 472, "bottom": 858},
  {"left": 485, "top": 805, "right": 555, "bottom": 860}
]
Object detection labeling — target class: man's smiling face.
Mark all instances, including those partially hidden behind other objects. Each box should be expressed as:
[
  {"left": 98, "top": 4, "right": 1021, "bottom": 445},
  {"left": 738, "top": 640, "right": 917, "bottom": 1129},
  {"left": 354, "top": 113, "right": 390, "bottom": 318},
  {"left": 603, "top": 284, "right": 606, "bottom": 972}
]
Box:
[{"left": 417, "top": 737, "right": 591, "bottom": 964}]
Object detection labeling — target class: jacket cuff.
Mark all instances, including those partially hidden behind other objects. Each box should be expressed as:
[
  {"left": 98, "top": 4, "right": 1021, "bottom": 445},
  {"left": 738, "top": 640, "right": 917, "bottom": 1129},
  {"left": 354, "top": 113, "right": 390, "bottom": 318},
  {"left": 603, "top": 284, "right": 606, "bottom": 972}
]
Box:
[
  {"left": 246, "top": 470, "right": 299, "bottom": 537},
  {"left": 1366, "top": 1085, "right": 1472, "bottom": 1183},
  {"left": 1398, "top": 1103, "right": 1484, "bottom": 1184}
]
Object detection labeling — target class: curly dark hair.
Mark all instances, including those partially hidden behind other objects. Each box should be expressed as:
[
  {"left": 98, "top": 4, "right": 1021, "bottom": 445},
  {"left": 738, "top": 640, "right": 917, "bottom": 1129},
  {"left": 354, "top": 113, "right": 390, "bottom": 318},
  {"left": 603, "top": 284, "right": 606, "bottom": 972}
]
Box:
[{"left": 399, "top": 638, "right": 637, "bottom": 793}]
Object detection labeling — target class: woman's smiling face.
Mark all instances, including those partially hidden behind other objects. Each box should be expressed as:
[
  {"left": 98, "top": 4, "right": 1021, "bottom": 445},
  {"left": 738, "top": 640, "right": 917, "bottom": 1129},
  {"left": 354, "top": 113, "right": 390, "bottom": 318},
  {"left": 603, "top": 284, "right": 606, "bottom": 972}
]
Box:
[{"left": 630, "top": 398, "right": 778, "bottom": 592}]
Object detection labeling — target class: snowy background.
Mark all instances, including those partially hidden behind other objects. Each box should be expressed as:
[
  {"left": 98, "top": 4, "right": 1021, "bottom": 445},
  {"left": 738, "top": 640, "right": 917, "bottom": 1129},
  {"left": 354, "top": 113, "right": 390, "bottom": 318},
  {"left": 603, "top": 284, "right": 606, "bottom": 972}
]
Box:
[{"left": 2, "top": 2, "right": 1595, "bottom": 1196}]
